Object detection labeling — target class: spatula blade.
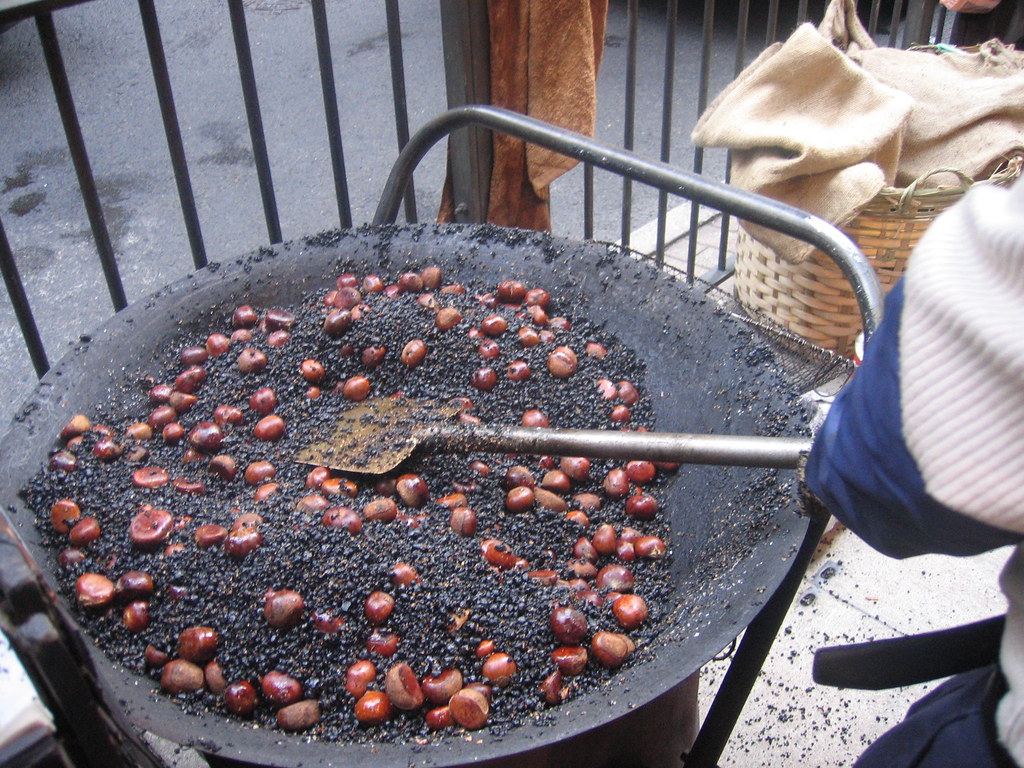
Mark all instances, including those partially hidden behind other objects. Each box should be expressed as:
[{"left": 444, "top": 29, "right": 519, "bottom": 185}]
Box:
[{"left": 293, "top": 397, "right": 461, "bottom": 474}]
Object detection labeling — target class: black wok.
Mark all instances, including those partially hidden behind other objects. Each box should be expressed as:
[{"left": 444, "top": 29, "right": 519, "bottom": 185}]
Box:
[{"left": 0, "top": 223, "right": 814, "bottom": 768}]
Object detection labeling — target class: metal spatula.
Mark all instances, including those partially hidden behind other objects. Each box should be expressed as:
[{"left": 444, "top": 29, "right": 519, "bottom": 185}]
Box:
[{"left": 293, "top": 397, "right": 810, "bottom": 475}]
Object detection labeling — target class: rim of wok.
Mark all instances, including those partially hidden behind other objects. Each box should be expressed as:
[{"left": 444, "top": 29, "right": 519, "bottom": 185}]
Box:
[{"left": 0, "top": 223, "right": 811, "bottom": 767}]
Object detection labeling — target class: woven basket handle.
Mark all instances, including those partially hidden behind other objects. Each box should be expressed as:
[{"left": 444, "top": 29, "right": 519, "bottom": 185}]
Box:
[{"left": 897, "top": 167, "right": 974, "bottom": 214}]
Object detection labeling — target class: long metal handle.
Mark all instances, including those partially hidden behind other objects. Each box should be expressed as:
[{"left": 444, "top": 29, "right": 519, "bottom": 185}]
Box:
[
  {"left": 431, "top": 423, "right": 811, "bottom": 469},
  {"left": 373, "top": 105, "right": 884, "bottom": 340}
]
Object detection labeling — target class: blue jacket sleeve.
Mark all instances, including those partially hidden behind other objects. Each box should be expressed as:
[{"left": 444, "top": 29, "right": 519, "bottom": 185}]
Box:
[{"left": 804, "top": 280, "right": 1024, "bottom": 559}]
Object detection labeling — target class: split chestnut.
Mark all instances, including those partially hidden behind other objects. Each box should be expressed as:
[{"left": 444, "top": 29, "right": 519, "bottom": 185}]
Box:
[
  {"left": 278, "top": 700, "right": 320, "bottom": 731},
  {"left": 366, "top": 630, "right": 400, "bottom": 657},
  {"left": 546, "top": 346, "right": 578, "bottom": 378},
  {"left": 401, "top": 339, "right": 427, "bottom": 368},
  {"left": 385, "top": 662, "right": 425, "bottom": 710},
  {"left": 188, "top": 422, "right": 224, "bottom": 452},
  {"left": 50, "top": 499, "right": 81, "bottom": 533},
  {"left": 236, "top": 348, "right": 267, "bottom": 374},
  {"left": 364, "top": 591, "right": 395, "bottom": 625},
  {"left": 345, "top": 660, "right": 377, "bottom": 698},
  {"left": 540, "top": 670, "right": 567, "bottom": 705},
  {"left": 551, "top": 646, "right": 588, "bottom": 676},
  {"left": 122, "top": 601, "right": 150, "bottom": 633},
  {"left": 76, "top": 573, "right": 116, "bottom": 608},
  {"left": 449, "top": 688, "right": 489, "bottom": 730},
  {"left": 449, "top": 506, "right": 477, "bottom": 537},
  {"left": 115, "top": 571, "right": 154, "bottom": 600},
  {"left": 390, "top": 562, "right": 420, "bottom": 586},
  {"left": 161, "top": 660, "right": 205, "bottom": 694},
  {"left": 612, "top": 594, "right": 649, "bottom": 630},
  {"left": 591, "top": 631, "right": 636, "bottom": 669},
  {"left": 321, "top": 506, "right": 362, "bottom": 533},
  {"left": 481, "top": 653, "right": 517, "bottom": 687},
  {"left": 422, "top": 669, "right": 463, "bottom": 705},
  {"left": 249, "top": 387, "right": 278, "bottom": 415}
]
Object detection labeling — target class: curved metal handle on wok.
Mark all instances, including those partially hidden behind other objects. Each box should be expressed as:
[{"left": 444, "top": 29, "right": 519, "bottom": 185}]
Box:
[
  {"left": 373, "top": 105, "right": 884, "bottom": 339},
  {"left": 374, "top": 106, "right": 884, "bottom": 768}
]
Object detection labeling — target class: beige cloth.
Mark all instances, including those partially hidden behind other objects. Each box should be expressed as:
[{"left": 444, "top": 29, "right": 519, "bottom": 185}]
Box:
[
  {"left": 692, "top": 0, "right": 1024, "bottom": 262},
  {"left": 854, "top": 41, "right": 1024, "bottom": 185},
  {"left": 691, "top": 22, "right": 911, "bottom": 262}
]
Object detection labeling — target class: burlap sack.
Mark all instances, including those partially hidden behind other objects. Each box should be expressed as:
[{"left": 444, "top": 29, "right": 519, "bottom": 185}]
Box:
[
  {"left": 692, "top": 0, "right": 1024, "bottom": 263},
  {"left": 854, "top": 41, "right": 1024, "bottom": 185}
]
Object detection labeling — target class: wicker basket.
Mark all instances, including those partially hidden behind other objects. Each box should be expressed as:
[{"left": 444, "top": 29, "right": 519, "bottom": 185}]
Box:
[{"left": 734, "top": 159, "right": 1022, "bottom": 357}]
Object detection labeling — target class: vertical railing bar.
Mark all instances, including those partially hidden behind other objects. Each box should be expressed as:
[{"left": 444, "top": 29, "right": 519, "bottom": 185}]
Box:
[
  {"left": 686, "top": 0, "right": 716, "bottom": 282},
  {"left": 439, "top": 1, "right": 491, "bottom": 224},
  {"left": 654, "top": 0, "right": 679, "bottom": 268},
  {"left": 35, "top": 12, "right": 127, "bottom": 312},
  {"left": 583, "top": 162, "right": 595, "bottom": 240},
  {"left": 905, "top": 0, "right": 939, "bottom": 46},
  {"left": 797, "top": 0, "right": 809, "bottom": 24},
  {"left": 137, "top": 0, "right": 208, "bottom": 270},
  {"left": 717, "top": 0, "right": 752, "bottom": 273},
  {"left": 868, "top": 0, "right": 882, "bottom": 38},
  {"left": 384, "top": 0, "right": 417, "bottom": 223},
  {"left": 226, "top": 0, "right": 282, "bottom": 244},
  {"left": 620, "top": 0, "right": 639, "bottom": 248},
  {"left": 716, "top": 164, "right": 734, "bottom": 272},
  {"left": 310, "top": 0, "right": 353, "bottom": 229},
  {"left": 934, "top": 4, "right": 948, "bottom": 42},
  {"left": 888, "top": 0, "right": 906, "bottom": 46},
  {"left": 766, "top": 0, "right": 780, "bottom": 45},
  {"left": 0, "top": 215, "right": 49, "bottom": 377}
]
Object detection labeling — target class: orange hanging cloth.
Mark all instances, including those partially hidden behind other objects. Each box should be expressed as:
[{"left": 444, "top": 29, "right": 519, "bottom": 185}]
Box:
[{"left": 440, "top": 0, "right": 608, "bottom": 231}]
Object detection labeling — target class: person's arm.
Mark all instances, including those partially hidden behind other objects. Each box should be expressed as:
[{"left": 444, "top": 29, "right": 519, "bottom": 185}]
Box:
[{"left": 805, "top": 280, "right": 1024, "bottom": 558}]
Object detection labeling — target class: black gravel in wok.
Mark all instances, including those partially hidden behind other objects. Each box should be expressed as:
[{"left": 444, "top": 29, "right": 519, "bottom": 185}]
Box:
[{"left": 23, "top": 268, "right": 677, "bottom": 743}]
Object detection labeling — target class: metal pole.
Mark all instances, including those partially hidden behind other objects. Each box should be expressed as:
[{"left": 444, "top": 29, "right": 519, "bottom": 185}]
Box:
[
  {"left": 226, "top": 0, "right": 282, "bottom": 244},
  {"left": 372, "top": 106, "right": 884, "bottom": 339},
  {"left": 686, "top": 0, "right": 716, "bottom": 281},
  {"left": 684, "top": 510, "right": 830, "bottom": 766},
  {"left": 654, "top": 0, "right": 679, "bottom": 267},
  {"left": 583, "top": 162, "right": 595, "bottom": 240},
  {"left": 620, "top": 0, "right": 639, "bottom": 248},
  {"left": 438, "top": 0, "right": 491, "bottom": 223},
  {"left": 385, "top": 0, "right": 418, "bottom": 223},
  {"left": 0, "top": 215, "right": 48, "bottom": 377},
  {"left": 431, "top": 424, "right": 812, "bottom": 470},
  {"left": 36, "top": 12, "right": 127, "bottom": 312},
  {"left": 311, "top": 0, "right": 353, "bottom": 229},
  {"left": 713, "top": 0, "right": 753, "bottom": 281},
  {"left": 903, "top": 0, "right": 939, "bottom": 46},
  {"left": 138, "top": 0, "right": 208, "bottom": 269}
]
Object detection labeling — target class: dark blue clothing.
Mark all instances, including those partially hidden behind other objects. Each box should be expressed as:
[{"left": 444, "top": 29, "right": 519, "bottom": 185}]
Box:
[
  {"left": 855, "top": 666, "right": 1015, "bottom": 768},
  {"left": 805, "top": 281, "right": 1024, "bottom": 559},
  {"left": 805, "top": 280, "right": 1024, "bottom": 767}
]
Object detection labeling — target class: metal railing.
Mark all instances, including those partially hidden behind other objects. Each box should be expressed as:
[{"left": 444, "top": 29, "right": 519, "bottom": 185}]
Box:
[{"left": 0, "top": 0, "right": 948, "bottom": 394}]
